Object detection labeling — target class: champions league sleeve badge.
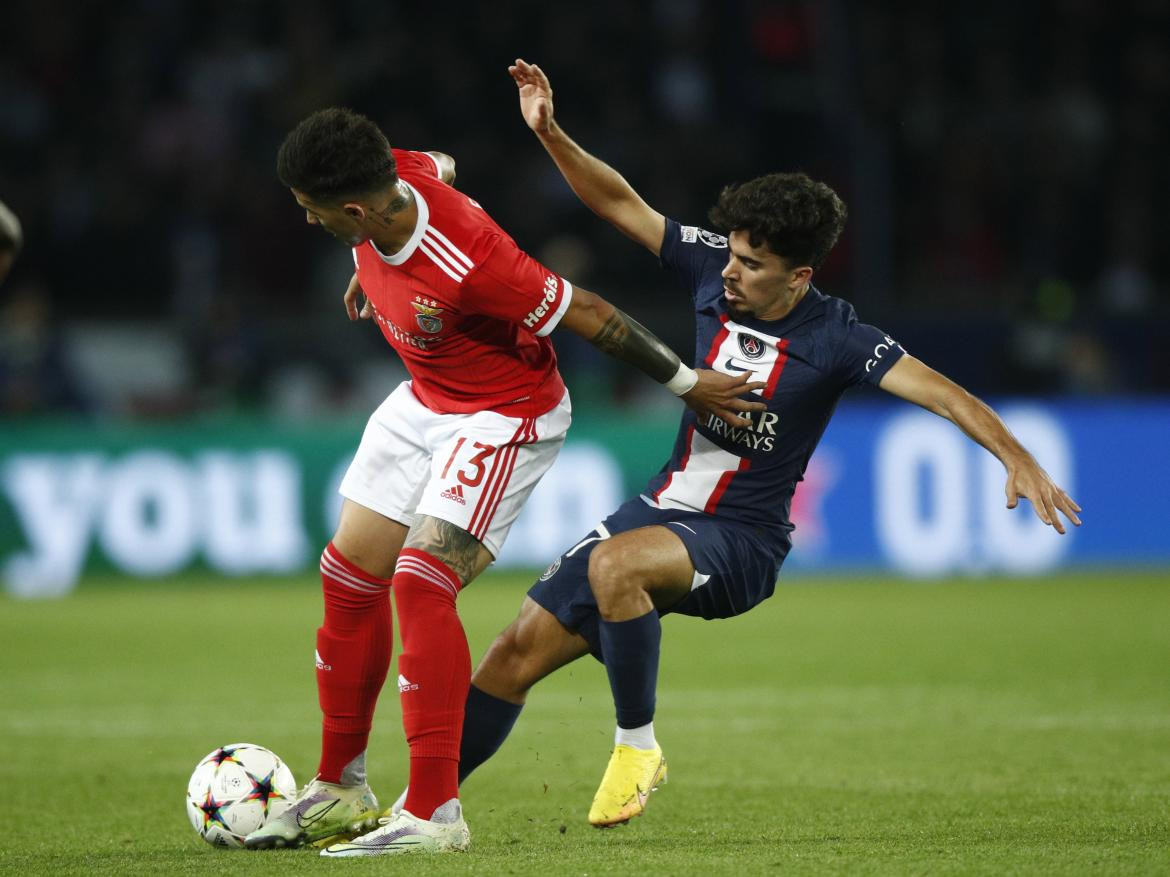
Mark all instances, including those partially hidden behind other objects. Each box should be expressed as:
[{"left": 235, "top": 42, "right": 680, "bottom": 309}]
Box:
[
  {"left": 412, "top": 296, "right": 445, "bottom": 333},
  {"left": 698, "top": 229, "right": 728, "bottom": 248}
]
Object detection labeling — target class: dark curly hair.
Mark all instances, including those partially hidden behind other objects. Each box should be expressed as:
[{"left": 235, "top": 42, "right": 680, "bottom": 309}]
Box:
[
  {"left": 708, "top": 173, "right": 847, "bottom": 270},
  {"left": 277, "top": 107, "right": 397, "bottom": 203}
]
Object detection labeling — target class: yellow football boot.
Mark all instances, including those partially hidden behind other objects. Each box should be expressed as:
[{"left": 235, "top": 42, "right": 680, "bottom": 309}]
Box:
[{"left": 587, "top": 744, "right": 667, "bottom": 828}]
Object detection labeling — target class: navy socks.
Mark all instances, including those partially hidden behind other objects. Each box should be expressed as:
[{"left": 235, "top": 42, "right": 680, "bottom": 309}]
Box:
[
  {"left": 458, "top": 609, "right": 662, "bottom": 782},
  {"left": 598, "top": 610, "right": 662, "bottom": 729},
  {"left": 458, "top": 684, "right": 523, "bottom": 783}
]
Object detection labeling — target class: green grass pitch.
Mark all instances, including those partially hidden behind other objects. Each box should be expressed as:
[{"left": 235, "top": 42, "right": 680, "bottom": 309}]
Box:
[{"left": 2, "top": 570, "right": 1168, "bottom": 875}]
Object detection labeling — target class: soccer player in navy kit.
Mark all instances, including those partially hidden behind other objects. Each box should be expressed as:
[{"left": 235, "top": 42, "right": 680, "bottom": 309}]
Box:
[{"left": 427, "top": 59, "right": 1086, "bottom": 832}]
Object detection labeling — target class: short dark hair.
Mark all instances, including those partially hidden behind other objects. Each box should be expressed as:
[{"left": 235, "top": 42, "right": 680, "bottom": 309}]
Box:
[
  {"left": 708, "top": 173, "right": 847, "bottom": 270},
  {"left": 277, "top": 107, "right": 397, "bottom": 203}
]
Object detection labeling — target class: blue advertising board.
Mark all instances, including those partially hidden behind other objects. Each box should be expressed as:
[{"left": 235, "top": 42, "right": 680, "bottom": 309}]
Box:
[
  {"left": 782, "top": 399, "right": 1168, "bottom": 574},
  {"left": 1, "top": 400, "right": 1167, "bottom": 597}
]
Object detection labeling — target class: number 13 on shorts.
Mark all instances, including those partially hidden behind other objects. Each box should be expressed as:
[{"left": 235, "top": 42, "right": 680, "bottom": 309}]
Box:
[
  {"left": 439, "top": 437, "right": 498, "bottom": 488},
  {"left": 339, "top": 383, "right": 571, "bottom": 558},
  {"left": 414, "top": 393, "right": 570, "bottom": 556}
]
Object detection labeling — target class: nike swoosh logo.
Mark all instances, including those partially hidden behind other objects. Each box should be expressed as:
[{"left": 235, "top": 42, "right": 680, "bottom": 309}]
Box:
[{"left": 296, "top": 799, "right": 338, "bottom": 828}]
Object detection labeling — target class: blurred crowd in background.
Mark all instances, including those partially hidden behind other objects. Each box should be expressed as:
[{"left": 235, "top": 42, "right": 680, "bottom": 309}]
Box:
[{"left": 1, "top": 0, "right": 1167, "bottom": 421}]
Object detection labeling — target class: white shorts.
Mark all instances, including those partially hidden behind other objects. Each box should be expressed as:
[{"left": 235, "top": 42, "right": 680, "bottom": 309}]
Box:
[{"left": 339, "top": 382, "right": 572, "bottom": 558}]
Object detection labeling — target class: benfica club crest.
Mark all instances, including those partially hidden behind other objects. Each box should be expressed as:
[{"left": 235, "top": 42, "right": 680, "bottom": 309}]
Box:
[
  {"left": 738, "top": 332, "right": 767, "bottom": 360},
  {"left": 412, "top": 296, "right": 444, "bottom": 333}
]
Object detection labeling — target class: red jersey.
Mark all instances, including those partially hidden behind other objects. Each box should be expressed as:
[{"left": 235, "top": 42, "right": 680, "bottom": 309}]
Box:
[{"left": 352, "top": 149, "right": 571, "bottom": 417}]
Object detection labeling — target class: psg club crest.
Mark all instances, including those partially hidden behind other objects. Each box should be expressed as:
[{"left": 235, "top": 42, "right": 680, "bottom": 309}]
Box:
[
  {"left": 738, "top": 333, "right": 767, "bottom": 360},
  {"left": 412, "top": 296, "right": 444, "bottom": 334}
]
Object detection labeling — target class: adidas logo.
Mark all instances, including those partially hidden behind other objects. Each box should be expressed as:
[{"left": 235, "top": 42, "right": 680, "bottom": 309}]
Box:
[
  {"left": 440, "top": 483, "right": 466, "bottom": 505},
  {"left": 315, "top": 649, "right": 332, "bottom": 671},
  {"left": 398, "top": 674, "right": 419, "bottom": 692}
]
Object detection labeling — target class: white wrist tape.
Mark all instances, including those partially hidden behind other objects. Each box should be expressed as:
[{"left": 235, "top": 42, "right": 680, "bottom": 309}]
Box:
[{"left": 664, "top": 362, "right": 699, "bottom": 396}]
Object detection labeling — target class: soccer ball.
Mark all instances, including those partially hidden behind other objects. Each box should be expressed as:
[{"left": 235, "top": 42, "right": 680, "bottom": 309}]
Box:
[{"left": 186, "top": 743, "right": 297, "bottom": 848}]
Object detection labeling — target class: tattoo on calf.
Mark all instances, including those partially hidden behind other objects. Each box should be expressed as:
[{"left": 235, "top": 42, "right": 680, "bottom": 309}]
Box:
[{"left": 404, "top": 516, "right": 485, "bottom": 584}]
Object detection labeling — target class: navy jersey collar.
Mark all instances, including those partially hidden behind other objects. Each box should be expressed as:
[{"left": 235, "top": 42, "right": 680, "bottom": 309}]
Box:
[{"left": 729, "top": 284, "right": 827, "bottom": 333}]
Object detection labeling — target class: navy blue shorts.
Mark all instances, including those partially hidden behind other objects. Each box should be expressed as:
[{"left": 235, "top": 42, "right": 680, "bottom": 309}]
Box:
[{"left": 527, "top": 497, "right": 790, "bottom": 659}]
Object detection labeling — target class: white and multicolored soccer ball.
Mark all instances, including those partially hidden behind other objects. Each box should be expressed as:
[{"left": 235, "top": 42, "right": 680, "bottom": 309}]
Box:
[{"left": 186, "top": 743, "right": 297, "bottom": 848}]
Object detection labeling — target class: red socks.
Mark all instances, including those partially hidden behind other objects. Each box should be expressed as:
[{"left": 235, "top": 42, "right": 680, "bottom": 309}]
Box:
[
  {"left": 313, "top": 542, "right": 469, "bottom": 817},
  {"left": 393, "top": 548, "right": 470, "bottom": 818},
  {"left": 315, "top": 543, "right": 393, "bottom": 784}
]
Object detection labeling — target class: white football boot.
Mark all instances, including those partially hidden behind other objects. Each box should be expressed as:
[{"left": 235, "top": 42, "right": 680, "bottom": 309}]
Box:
[
  {"left": 320, "top": 798, "right": 471, "bottom": 856},
  {"left": 243, "top": 778, "right": 379, "bottom": 849}
]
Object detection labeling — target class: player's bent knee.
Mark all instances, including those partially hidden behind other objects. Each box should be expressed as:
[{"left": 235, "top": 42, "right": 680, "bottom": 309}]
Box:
[
  {"left": 333, "top": 549, "right": 396, "bottom": 582},
  {"left": 587, "top": 541, "right": 640, "bottom": 604},
  {"left": 321, "top": 537, "right": 396, "bottom": 583},
  {"left": 329, "top": 525, "right": 401, "bottom": 580},
  {"left": 330, "top": 502, "right": 409, "bottom": 580}
]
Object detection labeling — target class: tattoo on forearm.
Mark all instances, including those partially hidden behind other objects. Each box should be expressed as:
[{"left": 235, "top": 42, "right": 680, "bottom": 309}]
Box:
[
  {"left": 404, "top": 515, "right": 485, "bottom": 584},
  {"left": 590, "top": 308, "right": 679, "bottom": 383},
  {"left": 591, "top": 313, "right": 628, "bottom": 354}
]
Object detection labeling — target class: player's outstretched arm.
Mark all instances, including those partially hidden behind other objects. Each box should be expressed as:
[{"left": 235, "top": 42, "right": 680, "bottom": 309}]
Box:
[
  {"left": 879, "top": 355, "right": 1083, "bottom": 534},
  {"left": 558, "top": 286, "right": 766, "bottom": 428},
  {"left": 509, "top": 58, "right": 666, "bottom": 256}
]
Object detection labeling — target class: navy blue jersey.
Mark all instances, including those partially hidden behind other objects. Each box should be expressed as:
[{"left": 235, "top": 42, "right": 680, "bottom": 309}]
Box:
[{"left": 642, "top": 219, "right": 906, "bottom": 555}]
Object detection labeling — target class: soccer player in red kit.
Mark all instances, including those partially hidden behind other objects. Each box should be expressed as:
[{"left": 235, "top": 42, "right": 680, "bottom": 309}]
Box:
[{"left": 243, "top": 108, "right": 764, "bottom": 856}]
